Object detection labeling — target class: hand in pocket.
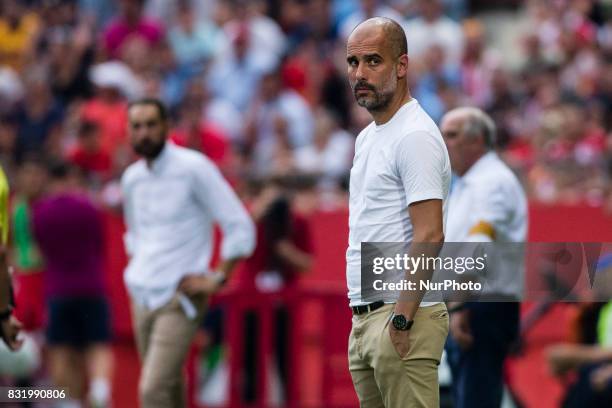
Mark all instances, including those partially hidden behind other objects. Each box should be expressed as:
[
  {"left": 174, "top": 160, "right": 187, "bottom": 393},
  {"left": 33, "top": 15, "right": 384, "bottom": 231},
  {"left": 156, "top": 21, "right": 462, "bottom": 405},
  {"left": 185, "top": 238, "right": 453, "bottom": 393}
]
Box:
[{"left": 388, "top": 323, "right": 411, "bottom": 358}]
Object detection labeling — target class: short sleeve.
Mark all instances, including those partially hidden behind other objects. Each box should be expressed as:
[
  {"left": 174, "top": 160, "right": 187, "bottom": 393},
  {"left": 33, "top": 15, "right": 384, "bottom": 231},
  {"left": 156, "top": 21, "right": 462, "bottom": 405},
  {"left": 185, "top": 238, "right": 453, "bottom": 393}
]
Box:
[
  {"left": 466, "top": 182, "right": 509, "bottom": 241},
  {"left": 394, "top": 131, "right": 448, "bottom": 205}
]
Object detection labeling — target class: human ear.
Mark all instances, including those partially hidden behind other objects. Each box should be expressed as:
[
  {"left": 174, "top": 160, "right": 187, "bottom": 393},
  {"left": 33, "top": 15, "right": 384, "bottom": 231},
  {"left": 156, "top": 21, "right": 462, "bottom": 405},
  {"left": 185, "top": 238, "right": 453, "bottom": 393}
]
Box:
[{"left": 397, "top": 54, "right": 409, "bottom": 79}]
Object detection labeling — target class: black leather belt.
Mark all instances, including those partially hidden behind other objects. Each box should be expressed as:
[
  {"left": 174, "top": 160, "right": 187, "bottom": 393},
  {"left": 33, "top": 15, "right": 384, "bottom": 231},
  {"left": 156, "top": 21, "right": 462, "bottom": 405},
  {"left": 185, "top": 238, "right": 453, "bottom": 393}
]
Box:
[{"left": 351, "top": 301, "right": 385, "bottom": 315}]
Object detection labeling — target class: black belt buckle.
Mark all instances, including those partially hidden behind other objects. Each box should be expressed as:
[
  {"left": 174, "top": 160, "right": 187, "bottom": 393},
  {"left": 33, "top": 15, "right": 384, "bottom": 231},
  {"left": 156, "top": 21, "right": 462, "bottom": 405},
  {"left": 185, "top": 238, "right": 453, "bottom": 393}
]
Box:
[{"left": 351, "top": 300, "right": 385, "bottom": 315}]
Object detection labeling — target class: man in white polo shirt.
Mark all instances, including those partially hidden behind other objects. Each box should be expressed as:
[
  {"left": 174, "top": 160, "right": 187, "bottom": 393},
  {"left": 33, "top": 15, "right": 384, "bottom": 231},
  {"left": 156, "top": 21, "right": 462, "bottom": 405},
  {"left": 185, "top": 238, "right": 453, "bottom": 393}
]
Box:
[
  {"left": 346, "top": 17, "right": 451, "bottom": 407},
  {"left": 441, "top": 107, "right": 527, "bottom": 408}
]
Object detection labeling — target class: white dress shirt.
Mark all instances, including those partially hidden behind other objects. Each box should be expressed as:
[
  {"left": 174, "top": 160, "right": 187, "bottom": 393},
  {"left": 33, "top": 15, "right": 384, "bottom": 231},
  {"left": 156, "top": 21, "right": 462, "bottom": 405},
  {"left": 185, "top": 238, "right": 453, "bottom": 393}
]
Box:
[
  {"left": 445, "top": 151, "right": 527, "bottom": 297},
  {"left": 346, "top": 100, "right": 451, "bottom": 306},
  {"left": 121, "top": 143, "right": 255, "bottom": 310}
]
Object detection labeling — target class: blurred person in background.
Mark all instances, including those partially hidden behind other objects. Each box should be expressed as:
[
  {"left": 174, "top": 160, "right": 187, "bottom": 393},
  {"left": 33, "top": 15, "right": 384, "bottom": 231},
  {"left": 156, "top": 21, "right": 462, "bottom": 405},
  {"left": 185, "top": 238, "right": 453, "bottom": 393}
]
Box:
[
  {"left": 547, "top": 301, "right": 612, "bottom": 407},
  {"left": 0, "top": 0, "right": 40, "bottom": 73},
  {"left": 206, "top": 22, "right": 275, "bottom": 112},
  {"left": 14, "top": 68, "right": 64, "bottom": 163},
  {"left": 11, "top": 156, "right": 46, "bottom": 335},
  {"left": 246, "top": 66, "right": 314, "bottom": 176},
  {"left": 339, "top": 0, "right": 404, "bottom": 41},
  {"left": 237, "top": 176, "right": 314, "bottom": 403},
  {"left": 223, "top": 0, "right": 287, "bottom": 64},
  {"left": 170, "top": 82, "right": 230, "bottom": 170},
  {"left": 241, "top": 176, "right": 314, "bottom": 293},
  {"left": 121, "top": 98, "right": 254, "bottom": 408},
  {"left": 0, "top": 163, "right": 22, "bottom": 352},
  {"left": 441, "top": 107, "right": 527, "bottom": 408},
  {"left": 67, "top": 120, "right": 112, "bottom": 186},
  {"left": 101, "top": 0, "right": 164, "bottom": 60},
  {"left": 38, "top": 0, "right": 95, "bottom": 104},
  {"left": 82, "top": 61, "right": 139, "bottom": 161},
  {"left": 404, "top": 0, "right": 464, "bottom": 66},
  {"left": 459, "top": 19, "right": 502, "bottom": 108},
  {"left": 167, "top": 0, "right": 228, "bottom": 74},
  {"left": 32, "top": 161, "right": 112, "bottom": 408},
  {"left": 294, "top": 108, "right": 354, "bottom": 189},
  {"left": 412, "top": 43, "right": 462, "bottom": 122}
]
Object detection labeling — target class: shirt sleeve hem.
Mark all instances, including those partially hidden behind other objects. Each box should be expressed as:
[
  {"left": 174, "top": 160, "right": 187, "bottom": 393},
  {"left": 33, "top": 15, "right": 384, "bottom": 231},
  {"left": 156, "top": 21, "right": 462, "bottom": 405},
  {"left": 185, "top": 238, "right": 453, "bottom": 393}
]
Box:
[{"left": 407, "top": 190, "right": 444, "bottom": 205}]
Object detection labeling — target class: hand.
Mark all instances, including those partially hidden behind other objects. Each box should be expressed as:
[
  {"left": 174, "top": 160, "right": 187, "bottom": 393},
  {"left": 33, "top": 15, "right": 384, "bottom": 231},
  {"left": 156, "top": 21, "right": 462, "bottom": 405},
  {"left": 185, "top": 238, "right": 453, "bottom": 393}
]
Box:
[
  {"left": 591, "top": 364, "right": 612, "bottom": 391},
  {"left": 178, "top": 274, "right": 222, "bottom": 296},
  {"left": 449, "top": 309, "right": 473, "bottom": 350},
  {"left": 388, "top": 321, "right": 411, "bottom": 358},
  {"left": 1, "top": 315, "right": 23, "bottom": 351},
  {"left": 547, "top": 344, "right": 584, "bottom": 377}
]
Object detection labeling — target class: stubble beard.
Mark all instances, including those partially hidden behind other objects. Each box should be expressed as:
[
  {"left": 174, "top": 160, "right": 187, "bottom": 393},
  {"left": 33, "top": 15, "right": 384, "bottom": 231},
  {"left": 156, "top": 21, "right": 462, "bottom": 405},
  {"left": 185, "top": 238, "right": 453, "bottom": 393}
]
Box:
[{"left": 354, "top": 72, "right": 398, "bottom": 113}]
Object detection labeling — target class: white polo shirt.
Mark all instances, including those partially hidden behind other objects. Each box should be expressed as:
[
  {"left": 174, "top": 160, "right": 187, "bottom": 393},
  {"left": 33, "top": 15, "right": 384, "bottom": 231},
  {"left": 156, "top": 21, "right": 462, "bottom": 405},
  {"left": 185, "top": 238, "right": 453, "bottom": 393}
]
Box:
[
  {"left": 346, "top": 99, "right": 451, "bottom": 306},
  {"left": 446, "top": 151, "right": 527, "bottom": 297}
]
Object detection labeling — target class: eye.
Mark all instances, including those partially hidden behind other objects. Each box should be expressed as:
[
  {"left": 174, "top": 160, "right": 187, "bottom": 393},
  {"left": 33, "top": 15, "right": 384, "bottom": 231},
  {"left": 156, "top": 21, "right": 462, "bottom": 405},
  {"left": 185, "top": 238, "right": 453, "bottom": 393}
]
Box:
[
  {"left": 347, "top": 58, "right": 358, "bottom": 67},
  {"left": 367, "top": 57, "right": 380, "bottom": 66}
]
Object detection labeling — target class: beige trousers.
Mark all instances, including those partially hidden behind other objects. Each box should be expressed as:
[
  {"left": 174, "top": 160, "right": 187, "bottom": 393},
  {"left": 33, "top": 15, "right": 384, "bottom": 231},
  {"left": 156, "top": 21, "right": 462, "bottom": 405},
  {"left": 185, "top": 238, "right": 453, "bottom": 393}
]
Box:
[
  {"left": 348, "top": 303, "right": 449, "bottom": 408},
  {"left": 131, "top": 294, "right": 207, "bottom": 408}
]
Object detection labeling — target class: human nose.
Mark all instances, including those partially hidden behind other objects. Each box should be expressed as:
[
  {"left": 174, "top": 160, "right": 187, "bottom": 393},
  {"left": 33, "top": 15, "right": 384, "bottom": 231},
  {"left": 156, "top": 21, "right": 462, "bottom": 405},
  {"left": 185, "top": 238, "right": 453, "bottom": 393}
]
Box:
[{"left": 355, "top": 62, "right": 367, "bottom": 82}]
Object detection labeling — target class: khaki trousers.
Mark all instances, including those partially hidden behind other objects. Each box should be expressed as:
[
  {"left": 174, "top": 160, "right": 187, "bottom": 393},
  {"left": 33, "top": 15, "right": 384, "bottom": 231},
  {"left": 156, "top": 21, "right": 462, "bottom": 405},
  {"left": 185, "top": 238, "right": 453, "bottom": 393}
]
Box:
[
  {"left": 349, "top": 303, "right": 449, "bottom": 408},
  {"left": 131, "top": 294, "right": 207, "bottom": 408}
]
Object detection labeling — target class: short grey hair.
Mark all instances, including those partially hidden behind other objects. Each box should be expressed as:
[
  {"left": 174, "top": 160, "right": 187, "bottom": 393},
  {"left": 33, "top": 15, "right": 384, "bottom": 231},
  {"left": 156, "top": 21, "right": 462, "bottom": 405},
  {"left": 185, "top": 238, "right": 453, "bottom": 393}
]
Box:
[{"left": 445, "top": 107, "right": 497, "bottom": 148}]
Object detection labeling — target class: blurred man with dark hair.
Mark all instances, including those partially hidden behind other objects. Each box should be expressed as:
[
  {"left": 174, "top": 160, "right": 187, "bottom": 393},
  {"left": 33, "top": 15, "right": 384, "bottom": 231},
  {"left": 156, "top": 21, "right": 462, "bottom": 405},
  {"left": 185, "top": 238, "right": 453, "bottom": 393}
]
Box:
[{"left": 122, "top": 98, "right": 255, "bottom": 408}]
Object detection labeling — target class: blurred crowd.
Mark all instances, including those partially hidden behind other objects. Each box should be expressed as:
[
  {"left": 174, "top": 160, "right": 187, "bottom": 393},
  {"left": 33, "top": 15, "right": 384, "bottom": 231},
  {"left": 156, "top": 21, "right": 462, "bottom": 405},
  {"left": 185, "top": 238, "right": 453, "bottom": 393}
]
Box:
[{"left": 0, "top": 0, "right": 610, "bottom": 209}]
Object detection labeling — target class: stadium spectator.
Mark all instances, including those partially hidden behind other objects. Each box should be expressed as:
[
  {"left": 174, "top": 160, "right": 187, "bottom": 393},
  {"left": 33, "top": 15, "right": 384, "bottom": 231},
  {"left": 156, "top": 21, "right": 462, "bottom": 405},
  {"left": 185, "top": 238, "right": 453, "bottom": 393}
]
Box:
[
  {"left": 68, "top": 120, "right": 113, "bottom": 184},
  {"left": 102, "top": 0, "right": 164, "bottom": 60},
  {"left": 294, "top": 108, "right": 354, "bottom": 187},
  {"left": 32, "top": 161, "right": 112, "bottom": 407},
  {"left": 170, "top": 86, "right": 230, "bottom": 169},
  {"left": 246, "top": 67, "right": 314, "bottom": 176},
  {"left": 340, "top": 0, "right": 404, "bottom": 41},
  {"left": 167, "top": 0, "right": 228, "bottom": 71},
  {"left": 404, "top": 0, "right": 464, "bottom": 66},
  {"left": 207, "top": 22, "right": 275, "bottom": 112},
  {"left": 0, "top": 0, "right": 39, "bottom": 73},
  {"left": 13, "top": 68, "right": 64, "bottom": 163},
  {"left": 237, "top": 176, "right": 314, "bottom": 403}
]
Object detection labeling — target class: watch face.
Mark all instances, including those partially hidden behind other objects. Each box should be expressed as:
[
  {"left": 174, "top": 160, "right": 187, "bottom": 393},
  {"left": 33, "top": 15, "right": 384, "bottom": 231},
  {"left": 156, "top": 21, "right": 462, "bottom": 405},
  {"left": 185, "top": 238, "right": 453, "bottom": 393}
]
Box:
[{"left": 392, "top": 314, "right": 408, "bottom": 330}]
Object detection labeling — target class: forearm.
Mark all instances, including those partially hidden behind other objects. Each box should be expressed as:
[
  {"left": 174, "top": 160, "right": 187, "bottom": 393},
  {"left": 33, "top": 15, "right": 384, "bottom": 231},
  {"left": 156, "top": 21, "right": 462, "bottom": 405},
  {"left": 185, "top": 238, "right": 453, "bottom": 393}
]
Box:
[
  {"left": 216, "top": 258, "right": 241, "bottom": 278},
  {"left": 396, "top": 232, "right": 444, "bottom": 319},
  {"left": 275, "top": 240, "right": 312, "bottom": 272}
]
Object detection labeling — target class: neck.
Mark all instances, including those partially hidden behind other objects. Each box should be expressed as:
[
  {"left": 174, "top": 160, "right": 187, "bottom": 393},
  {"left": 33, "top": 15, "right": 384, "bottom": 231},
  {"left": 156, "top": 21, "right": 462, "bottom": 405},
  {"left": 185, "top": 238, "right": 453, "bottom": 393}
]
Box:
[{"left": 369, "top": 88, "right": 412, "bottom": 126}]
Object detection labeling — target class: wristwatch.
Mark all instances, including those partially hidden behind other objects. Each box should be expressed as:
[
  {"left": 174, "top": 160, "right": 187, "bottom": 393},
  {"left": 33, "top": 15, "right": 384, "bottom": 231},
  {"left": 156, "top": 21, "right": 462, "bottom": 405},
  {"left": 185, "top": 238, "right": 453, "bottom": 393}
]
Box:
[
  {"left": 391, "top": 313, "right": 414, "bottom": 331},
  {"left": 210, "top": 271, "right": 228, "bottom": 287}
]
